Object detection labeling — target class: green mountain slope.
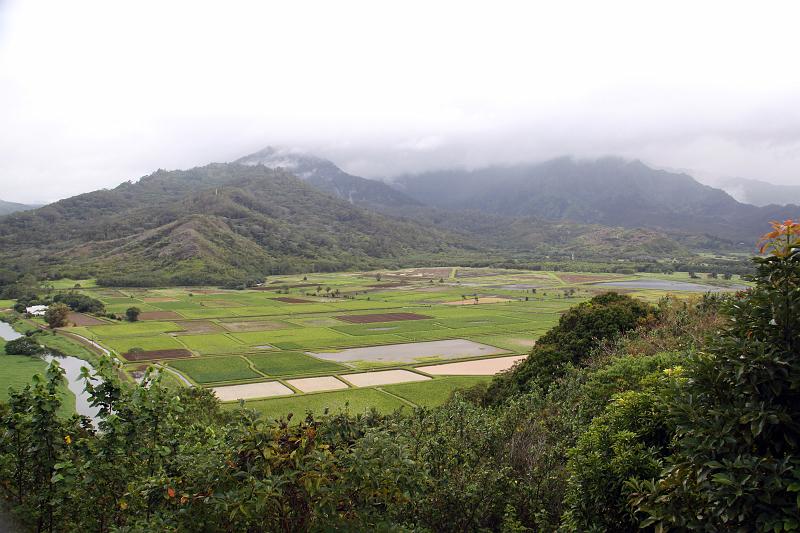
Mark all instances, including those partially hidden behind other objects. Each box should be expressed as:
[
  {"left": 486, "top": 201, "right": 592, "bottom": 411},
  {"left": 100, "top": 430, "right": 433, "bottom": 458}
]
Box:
[
  {"left": 235, "top": 146, "right": 420, "bottom": 209},
  {"left": 394, "top": 157, "right": 799, "bottom": 243},
  {"left": 0, "top": 164, "right": 467, "bottom": 285},
  {"left": 0, "top": 198, "right": 39, "bottom": 216}
]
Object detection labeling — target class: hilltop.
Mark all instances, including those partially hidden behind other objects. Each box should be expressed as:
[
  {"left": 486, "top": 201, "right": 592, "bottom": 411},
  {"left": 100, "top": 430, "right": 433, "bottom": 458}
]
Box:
[
  {"left": 393, "top": 157, "right": 799, "bottom": 243},
  {"left": 0, "top": 198, "right": 39, "bottom": 216},
  {"left": 0, "top": 164, "right": 466, "bottom": 285}
]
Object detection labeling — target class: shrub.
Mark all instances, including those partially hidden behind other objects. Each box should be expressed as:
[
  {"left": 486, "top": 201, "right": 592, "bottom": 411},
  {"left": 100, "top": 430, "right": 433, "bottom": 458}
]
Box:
[
  {"left": 4, "top": 336, "right": 42, "bottom": 356},
  {"left": 485, "top": 292, "right": 653, "bottom": 403},
  {"left": 44, "top": 303, "right": 70, "bottom": 328},
  {"left": 53, "top": 292, "right": 105, "bottom": 313},
  {"left": 631, "top": 220, "right": 800, "bottom": 531}
]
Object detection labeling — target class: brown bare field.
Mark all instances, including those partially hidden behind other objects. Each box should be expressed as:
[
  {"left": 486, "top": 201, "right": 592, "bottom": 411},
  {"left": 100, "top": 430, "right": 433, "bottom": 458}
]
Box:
[
  {"left": 287, "top": 376, "right": 349, "bottom": 393},
  {"left": 173, "top": 320, "right": 224, "bottom": 334},
  {"left": 341, "top": 369, "right": 431, "bottom": 387},
  {"left": 212, "top": 381, "right": 293, "bottom": 401},
  {"left": 138, "top": 311, "right": 183, "bottom": 321},
  {"left": 557, "top": 273, "right": 620, "bottom": 284},
  {"left": 442, "top": 297, "right": 512, "bottom": 306},
  {"left": 274, "top": 297, "right": 313, "bottom": 304},
  {"left": 396, "top": 268, "right": 451, "bottom": 278},
  {"left": 417, "top": 355, "right": 527, "bottom": 375},
  {"left": 455, "top": 269, "right": 504, "bottom": 278},
  {"left": 220, "top": 320, "right": 290, "bottom": 332},
  {"left": 67, "top": 312, "right": 106, "bottom": 326},
  {"left": 142, "top": 297, "right": 178, "bottom": 303},
  {"left": 335, "top": 312, "right": 432, "bottom": 324},
  {"left": 122, "top": 349, "right": 193, "bottom": 361}
]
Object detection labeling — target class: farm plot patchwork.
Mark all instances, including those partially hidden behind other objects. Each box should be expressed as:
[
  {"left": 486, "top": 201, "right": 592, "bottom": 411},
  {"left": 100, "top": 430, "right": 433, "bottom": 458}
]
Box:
[{"left": 63, "top": 267, "right": 732, "bottom": 416}]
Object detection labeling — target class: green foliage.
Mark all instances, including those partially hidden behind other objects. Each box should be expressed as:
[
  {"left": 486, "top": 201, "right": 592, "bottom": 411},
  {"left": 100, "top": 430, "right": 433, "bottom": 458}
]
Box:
[
  {"left": 486, "top": 292, "right": 653, "bottom": 403},
  {"left": 125, "top": 306, "right": 140, "bottom": 322},
  {"left": 561, "top": 369, "right": 673, "bottom": 531},
  {"left": 44, "top": 303, "right": 70, "bottom": 328},
  {"left": 0, "top": 165, "right": 473, "bottom": 286},
  {"left": 631, "top": 223, "right": 800, "bottom": 531},
  {"left": 0, "top": 270, "right": 760, "bottom": 531},
  {"left": 53, "top": 291, "right": 105, "bottom": 313},
  {"left": 3, "top": 336, "right": 42, "bottom": 356}
]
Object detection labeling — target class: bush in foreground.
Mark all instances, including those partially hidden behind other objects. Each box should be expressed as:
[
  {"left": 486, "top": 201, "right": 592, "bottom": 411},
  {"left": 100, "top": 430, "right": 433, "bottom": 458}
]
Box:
[{"left": 3, "top": 336, "right": 42, "bottom": 356}]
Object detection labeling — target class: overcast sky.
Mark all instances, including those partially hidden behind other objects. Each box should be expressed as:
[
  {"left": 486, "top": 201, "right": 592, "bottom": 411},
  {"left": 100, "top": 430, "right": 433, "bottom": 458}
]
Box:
[{"left": 1, "top": 0, "right": 799, "bottom": 203}]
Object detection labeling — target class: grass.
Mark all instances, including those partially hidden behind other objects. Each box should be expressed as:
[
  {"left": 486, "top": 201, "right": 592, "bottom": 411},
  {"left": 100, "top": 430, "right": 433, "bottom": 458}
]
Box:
[
  {"left": 20, "top": 266, "right": 718, "bottom": 414},
  {"left": 232, "top": 328, "right": 355, "bottom": 349},
  {"left": 48, "top": 278, "right": 98, "bottom": 289},
  {"left": 0, "top": 343, "right": 76, "bottom": 416},
  {"left": 105, "top": 335, "right": 186, "bottom": 354},
  {"left": 88, "top": 321, "right": 182, "bottom": 338},
  {"left": 37, "top": 331, "right": 102, "bottom": 366},
  {"left": 246, "top": 351, "right": 347, "bottom": 377},
  {"left": 177, "top": 333, "right": 245, "bottom": 354},
  {"left": 169, "top": 356, "right": 261, "bottom": 384},
  {"left": 243, "top": 388, "right": 408, "bottom": 420},
  {"left": 382, "top": 376, "right": 491, "bottom": 407}
]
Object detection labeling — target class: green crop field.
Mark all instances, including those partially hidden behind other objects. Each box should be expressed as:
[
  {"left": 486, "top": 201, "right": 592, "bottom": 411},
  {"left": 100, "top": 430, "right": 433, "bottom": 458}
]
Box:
[
  {"left": 15, "top": 266, "right": 746, "bottom": 417},
  {"left": 177, "top": 333, "right": 245, "bottom": 354},
  {"left": 105, "top": 335, "right": 185, "bottom": 354},
  {"left": 247, "top": 351, "right": 347, "bottom": 377},
  {"left": 244, "top": 388, "right": 409, "bottom": 420},
  {"left": 382, "top": 376, "right": 492, "bottom": 407},
  {"left": 168, "top": 356, "right": 261, "bottom": 384}
]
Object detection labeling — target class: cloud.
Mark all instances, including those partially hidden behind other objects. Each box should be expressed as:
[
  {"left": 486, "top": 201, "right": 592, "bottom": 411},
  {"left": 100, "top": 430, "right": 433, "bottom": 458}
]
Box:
[{"left": 1, "top": 0, "right": 799, "bottom": 203}]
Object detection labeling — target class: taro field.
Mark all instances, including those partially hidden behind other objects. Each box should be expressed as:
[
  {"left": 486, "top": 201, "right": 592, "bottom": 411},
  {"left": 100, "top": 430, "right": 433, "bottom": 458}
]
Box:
[{"left": 53, "top": 267, "right": 748, "bottom": 420}]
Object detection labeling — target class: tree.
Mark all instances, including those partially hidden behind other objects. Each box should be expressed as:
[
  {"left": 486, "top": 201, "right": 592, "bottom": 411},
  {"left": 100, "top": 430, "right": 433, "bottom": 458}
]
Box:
[
  {"left": 44, "top": 303, "right": 70, "bottom": 328},
  {"left": 125, "top": 307, "right": 141, "bottom": 322},
  {"left": 4, "top": 336, "right": 42, "bottom": 356},
  {"left": 632, "top": 220, "right": 800, "bottom": 531}
]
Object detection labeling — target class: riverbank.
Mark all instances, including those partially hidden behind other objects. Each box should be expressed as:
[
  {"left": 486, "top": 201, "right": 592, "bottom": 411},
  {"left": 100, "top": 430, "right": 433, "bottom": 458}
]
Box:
[{"left": 0, "top": 323, "right": 77, "bottom": 416}]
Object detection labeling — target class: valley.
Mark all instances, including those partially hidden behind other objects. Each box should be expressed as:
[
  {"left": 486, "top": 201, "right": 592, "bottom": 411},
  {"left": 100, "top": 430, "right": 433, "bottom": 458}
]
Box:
[{"left": 7, "top": 267, "right": 747, "bottom": 419}]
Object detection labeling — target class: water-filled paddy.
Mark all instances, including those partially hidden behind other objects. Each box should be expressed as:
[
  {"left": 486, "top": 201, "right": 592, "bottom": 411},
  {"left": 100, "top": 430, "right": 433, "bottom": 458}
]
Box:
[{"left": 592, "top": 279, "right": 747, "bottom": 292}]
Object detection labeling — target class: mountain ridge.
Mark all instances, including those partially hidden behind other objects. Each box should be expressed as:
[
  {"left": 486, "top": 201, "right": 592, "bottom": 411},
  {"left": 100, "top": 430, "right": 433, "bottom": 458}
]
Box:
[
  {"left": 0, "top": 198, "right": 40, "bottom": 216},
  {"left": 392, "top": 157, "right": 799, "bottom": 243},
  {"left": 235, "top": 146, "right": 420, "bottom": 209}
]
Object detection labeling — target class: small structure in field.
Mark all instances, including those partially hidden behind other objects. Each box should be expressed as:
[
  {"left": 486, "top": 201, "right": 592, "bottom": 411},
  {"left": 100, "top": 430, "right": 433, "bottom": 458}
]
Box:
[{"left": 25, "top": 305, "right": 47, "bottom": 316}]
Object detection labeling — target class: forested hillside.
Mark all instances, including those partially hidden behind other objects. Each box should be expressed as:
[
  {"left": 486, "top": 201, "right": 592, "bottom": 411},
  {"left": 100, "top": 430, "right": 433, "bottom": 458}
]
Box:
[
  {"left": 235, "top": 146, "right": 420, "bottom": 209},
  {"left": 0, "top": 198, "right": 38, "bottom": 216},
  {"left": 0, "top": 164, "right": 468, "bottom": 285},
  {"left": 394, "top": 157, "right": 800, "bottom": 243},
  {"left": 0, "top": 155, "right": 736, "bottom": 290}
]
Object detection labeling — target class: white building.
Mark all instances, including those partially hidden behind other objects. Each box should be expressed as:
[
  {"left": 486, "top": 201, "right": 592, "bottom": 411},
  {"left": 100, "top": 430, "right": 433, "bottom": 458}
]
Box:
[{"left": 25, "top": 305, "right": 47, "bottom": 316}]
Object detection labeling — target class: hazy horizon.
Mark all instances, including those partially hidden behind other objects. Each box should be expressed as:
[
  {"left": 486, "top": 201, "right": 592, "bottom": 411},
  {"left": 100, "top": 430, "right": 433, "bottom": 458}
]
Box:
[{"left": 2, "top": 0, "right": 800, "bottom": 203}]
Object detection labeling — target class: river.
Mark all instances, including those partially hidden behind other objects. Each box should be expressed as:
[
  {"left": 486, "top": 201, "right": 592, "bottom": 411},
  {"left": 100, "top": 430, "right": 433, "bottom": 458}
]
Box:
[{"left": 1, "top": 321, "right": 100, "bottom": 421}]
